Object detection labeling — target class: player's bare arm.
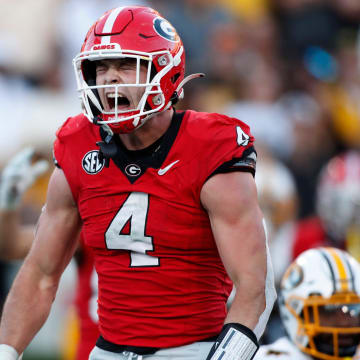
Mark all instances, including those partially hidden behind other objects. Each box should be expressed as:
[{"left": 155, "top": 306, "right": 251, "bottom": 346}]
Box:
[
  {"left": 201, "top": 171, "right": 267, "bottom": 329},
  {"left": 201, "top": 171, "right": 276, "bottom": 359},
  {"left": 0, "top": 167, "right": 81, "bottom": 357}
]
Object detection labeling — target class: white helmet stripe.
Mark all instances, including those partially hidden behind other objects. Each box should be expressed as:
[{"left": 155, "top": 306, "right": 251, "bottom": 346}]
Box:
[
  {"left": 101, "top": 7, "right": 126, "bottom": 45},
  {"left": 321, "top": 247, "right": 354, "bottom": 293},
  {"left": 343, "top": 254, "right": 356, "bottom": 291}
]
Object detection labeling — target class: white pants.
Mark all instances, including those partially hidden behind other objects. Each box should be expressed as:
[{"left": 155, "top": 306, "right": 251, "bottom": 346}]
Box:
[{"left": 89, "top": 341, "right": 214, "bottom": 360}]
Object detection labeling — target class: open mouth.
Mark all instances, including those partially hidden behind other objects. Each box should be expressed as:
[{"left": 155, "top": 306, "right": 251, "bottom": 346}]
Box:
[{"left": 106, "top": 93, "right": 131, "bottom": 111}]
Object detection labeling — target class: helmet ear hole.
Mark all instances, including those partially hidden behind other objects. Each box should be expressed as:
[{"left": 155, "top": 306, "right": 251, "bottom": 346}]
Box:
[
  {"left": 171, "top": 73, "right": 180, "bottom": 84},
  {"left": 149, "top": 63, "right": 157, "bottom": 81}
]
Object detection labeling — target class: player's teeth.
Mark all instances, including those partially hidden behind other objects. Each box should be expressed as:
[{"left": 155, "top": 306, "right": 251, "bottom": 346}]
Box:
[{"left": 107, "top": 93, "right": 124, "bottom": 98}]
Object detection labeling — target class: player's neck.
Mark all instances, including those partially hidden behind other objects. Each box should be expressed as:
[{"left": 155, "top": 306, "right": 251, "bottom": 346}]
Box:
[{"left": 118, "top": 108, "right": 174, "bottom": 151}]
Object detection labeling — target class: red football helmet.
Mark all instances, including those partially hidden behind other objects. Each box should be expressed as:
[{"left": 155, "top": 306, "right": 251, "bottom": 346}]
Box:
[
  {"left": 73, "top": 6, "right": 195, "bottom": 134},
  {"left": 316, "top": 150, "right": 360, "bottom": 242}
]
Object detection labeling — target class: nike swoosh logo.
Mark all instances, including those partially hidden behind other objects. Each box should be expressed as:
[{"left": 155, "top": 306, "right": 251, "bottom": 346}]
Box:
[{"left": 158, "top": 160, "right": 179, "bottom": 175}]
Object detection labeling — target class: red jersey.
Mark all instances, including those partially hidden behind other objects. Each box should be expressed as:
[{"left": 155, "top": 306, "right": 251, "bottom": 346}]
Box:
[
  {"left": 292, "top": 216, "right": 327, "bottom": 259},
  {"left": 53, "top": 110, "right": 256, "bottom": 348}
]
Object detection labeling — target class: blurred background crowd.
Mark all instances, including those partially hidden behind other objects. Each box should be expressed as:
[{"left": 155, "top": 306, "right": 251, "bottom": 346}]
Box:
[{"left": 0, "top": 0, "right": 360, "bottom": 359}]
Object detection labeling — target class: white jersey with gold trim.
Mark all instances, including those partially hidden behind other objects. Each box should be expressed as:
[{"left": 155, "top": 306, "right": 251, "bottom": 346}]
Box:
[
  {"left": 255, "top": 337, "right": 360, "bottom": 360},
  {"left": 254, "top": 337, "right": 312, "bottom": 360}
]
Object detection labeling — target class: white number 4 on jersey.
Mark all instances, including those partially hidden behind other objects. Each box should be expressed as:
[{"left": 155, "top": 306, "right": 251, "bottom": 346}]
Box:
[
  {"left": 236, "top": 126, "right": 250, "bottom": 146},
  {"left": 105, "top": 192, "right": 159, "bottom": 267}
]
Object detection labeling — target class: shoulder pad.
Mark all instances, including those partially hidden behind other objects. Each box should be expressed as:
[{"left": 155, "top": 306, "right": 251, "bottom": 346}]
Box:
[
  {"left": 56, "top": 113, "right": 90, "bottom": 140},
  {"left": 185, "top": 110, "right": 253, "bottom": 143}
]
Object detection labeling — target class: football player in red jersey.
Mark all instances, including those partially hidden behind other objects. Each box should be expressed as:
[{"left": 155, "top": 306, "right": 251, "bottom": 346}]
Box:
[
  {"left": 0, "top": 148, "right": 99, "bottom": 360},
  {"left": 0, "top": 6, "right": 276, "bottom": 360}
]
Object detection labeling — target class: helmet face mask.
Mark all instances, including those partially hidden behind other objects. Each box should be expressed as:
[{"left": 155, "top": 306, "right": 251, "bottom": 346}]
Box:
[
  {"left": 73, "top": 6, "right": 185, "bottom": 134},
  {"left": 313, "top": 302, "right": 360, "bottom": 358},
  {"left": 279, "top": 247, "right": 360, "bottom": 360}
]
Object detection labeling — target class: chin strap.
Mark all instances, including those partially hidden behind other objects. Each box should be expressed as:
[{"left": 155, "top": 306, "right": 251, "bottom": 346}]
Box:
[
  {"left": 99, "top": 122, "right": 114, "bottom": 142},
  {"left": 95, "top": 122, "right": 116, "bottom": 168}
]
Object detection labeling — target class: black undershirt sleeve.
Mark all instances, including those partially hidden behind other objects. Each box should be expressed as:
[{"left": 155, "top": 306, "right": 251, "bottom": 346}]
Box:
[{"left": 207, "top": 146, "right": 257, "bottom": 181}]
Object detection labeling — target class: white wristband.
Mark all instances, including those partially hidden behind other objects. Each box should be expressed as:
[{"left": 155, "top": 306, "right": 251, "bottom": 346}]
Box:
[
  {"left": 0, "top": 344, "right": 21, "bottom": 360},
  {"left": 207, "top": 324, "right": 259, "bottom": 360}
]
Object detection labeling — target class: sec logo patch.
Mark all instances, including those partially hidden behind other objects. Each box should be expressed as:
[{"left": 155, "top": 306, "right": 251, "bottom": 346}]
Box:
[{"left": 82, "top": 150, "right": 105, "bottom": 175}]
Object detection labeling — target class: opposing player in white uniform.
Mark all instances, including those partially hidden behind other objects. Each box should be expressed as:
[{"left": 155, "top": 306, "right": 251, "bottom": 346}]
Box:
[{"left": 255, "top": 247, "right": 360, "bottom": 360}]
